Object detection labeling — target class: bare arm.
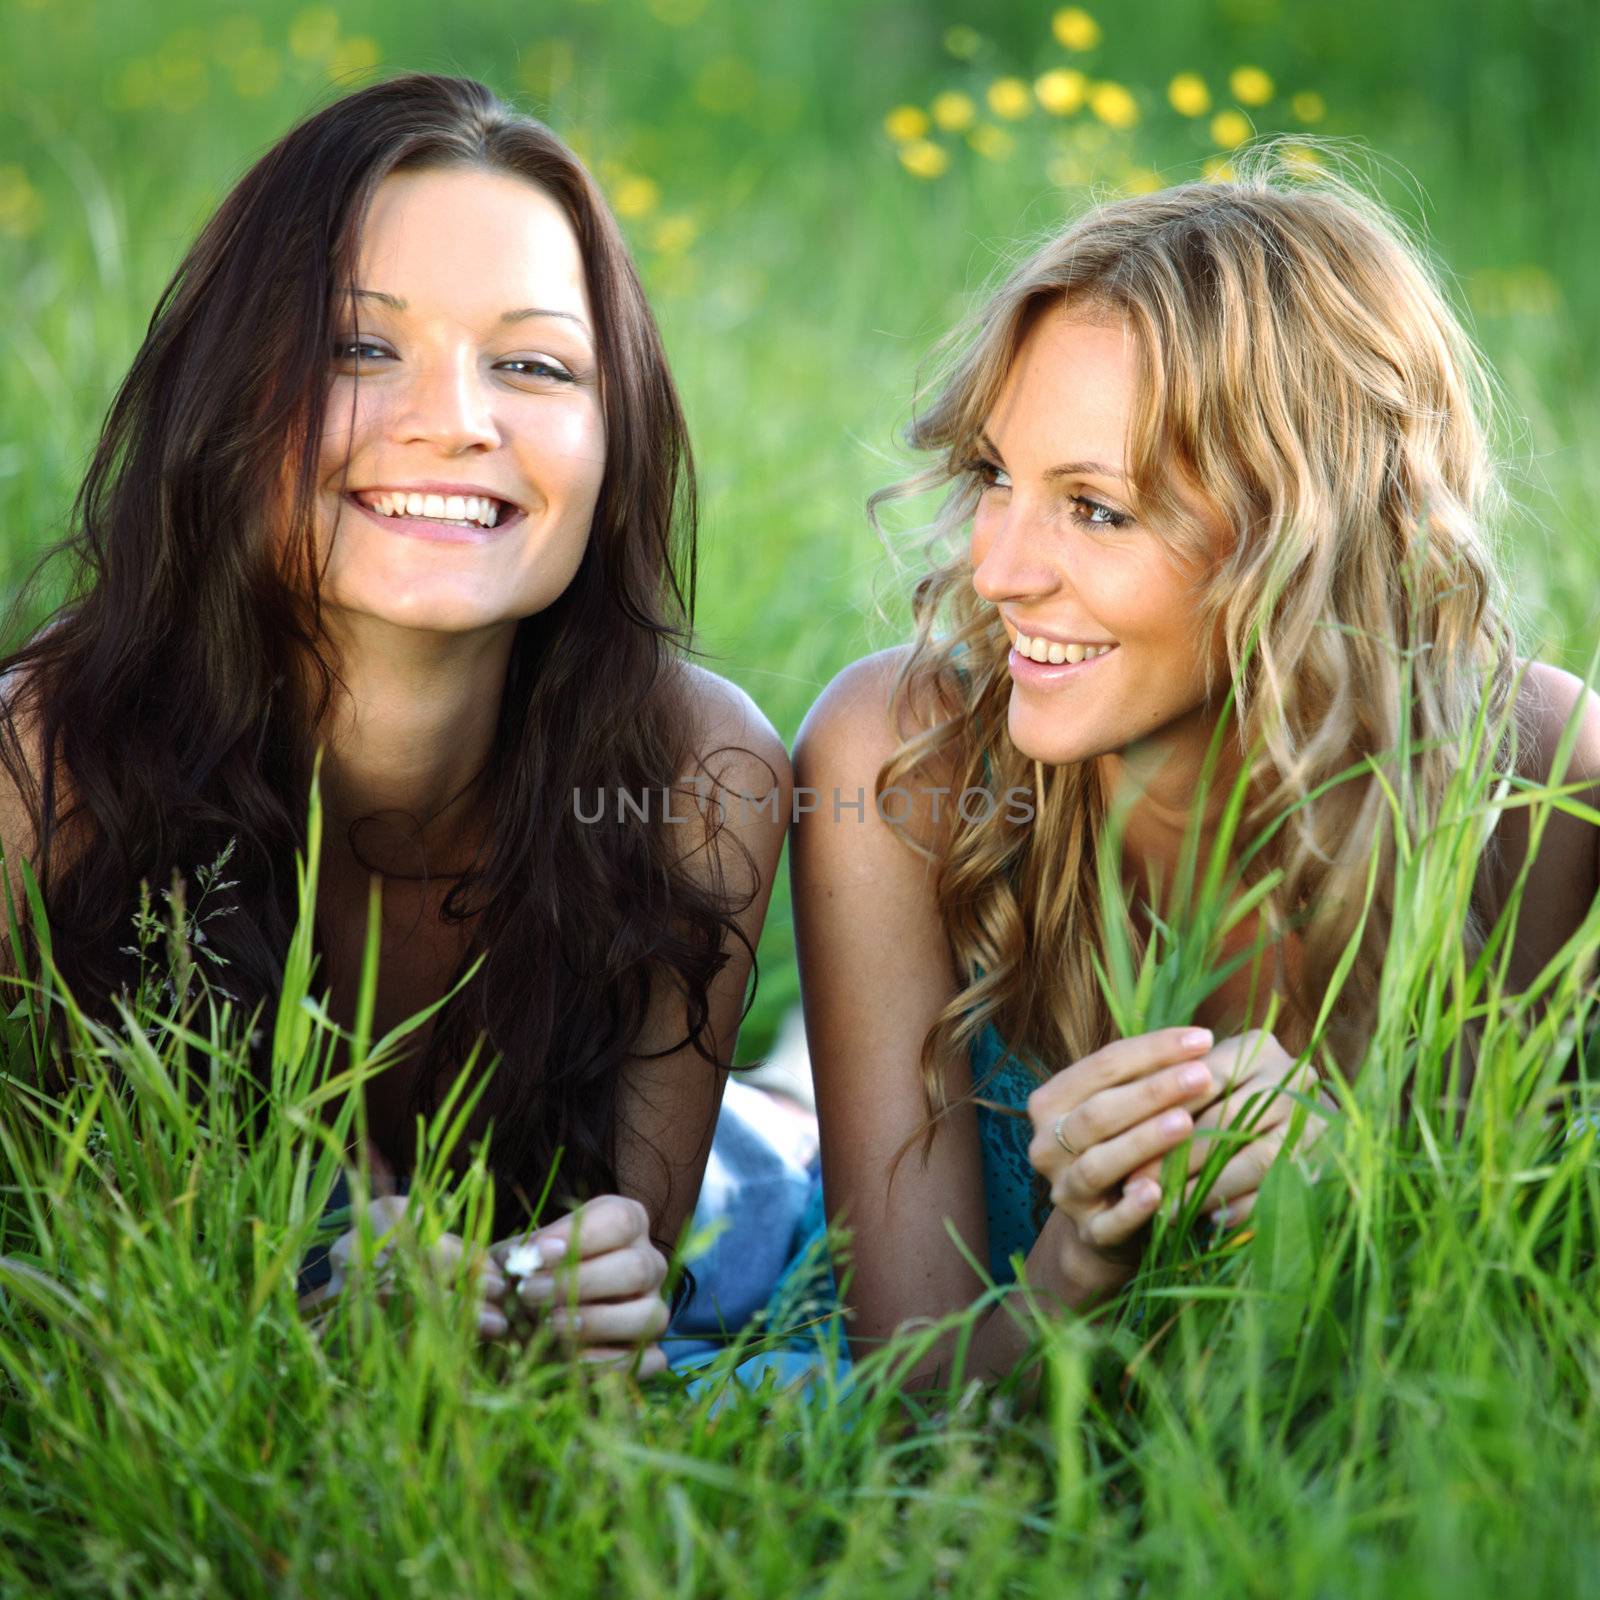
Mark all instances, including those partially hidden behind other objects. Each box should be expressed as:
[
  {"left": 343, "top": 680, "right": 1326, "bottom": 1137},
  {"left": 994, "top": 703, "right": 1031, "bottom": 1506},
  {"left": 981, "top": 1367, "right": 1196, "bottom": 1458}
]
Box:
[
  {"left": 612, "top": 664, "right": 794, "bottom": 1257},
  {"left": 1487, "top": 662, "right": 1600, "bottom": 994},
  {"left": 792, "top": 648, "right": 1096, "bottom": 1398}
]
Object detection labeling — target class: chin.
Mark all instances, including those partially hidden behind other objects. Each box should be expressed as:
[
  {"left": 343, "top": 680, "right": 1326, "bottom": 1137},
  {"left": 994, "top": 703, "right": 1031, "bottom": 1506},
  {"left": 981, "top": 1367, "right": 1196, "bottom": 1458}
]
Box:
[
  {"left": 1005, "top": 701, "right": 1114, "bottom": 768},
  {"left": 323, "top": 586, "right": 521, "bottom": 634}
]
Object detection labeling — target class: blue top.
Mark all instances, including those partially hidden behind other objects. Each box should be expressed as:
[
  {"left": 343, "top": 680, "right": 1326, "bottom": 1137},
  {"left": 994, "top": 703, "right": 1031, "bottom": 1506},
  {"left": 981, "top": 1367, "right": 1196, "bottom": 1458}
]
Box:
[
  {"left": 740, "top": 1017, "right": 1049, "bottom": 1349},
  {"left": 968, "top": 1021, "right": 1052, "bottom": 1282}
]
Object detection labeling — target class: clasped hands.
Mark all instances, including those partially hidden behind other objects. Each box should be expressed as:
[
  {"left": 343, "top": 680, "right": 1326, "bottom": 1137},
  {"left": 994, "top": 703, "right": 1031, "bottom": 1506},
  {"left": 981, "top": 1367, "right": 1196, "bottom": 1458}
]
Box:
[
  {"left": 1026, "top": 1026, "right": 1331, "bottom": 1289},
  {"left": 313, "top": 1186, "right": 671, "bottom": 1378}
]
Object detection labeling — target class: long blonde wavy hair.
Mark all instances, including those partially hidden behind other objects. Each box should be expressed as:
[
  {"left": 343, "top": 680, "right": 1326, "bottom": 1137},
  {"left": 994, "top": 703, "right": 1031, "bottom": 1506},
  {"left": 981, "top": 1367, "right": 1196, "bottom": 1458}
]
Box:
[{"left": 872, "top": 141, "right": 1520, "bottom": 1152}]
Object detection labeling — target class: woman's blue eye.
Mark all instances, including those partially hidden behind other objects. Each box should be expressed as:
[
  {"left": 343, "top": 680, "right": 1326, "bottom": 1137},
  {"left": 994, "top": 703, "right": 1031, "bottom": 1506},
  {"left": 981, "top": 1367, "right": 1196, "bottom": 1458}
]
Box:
[
  {"left": 1071, "top": 496, "right": 1130, "bottom": 530},
  {"left": 500, "top": 358, "right": 574, "bottom": 382},
  {"left": 330, "top": 344, "right": 574, "bottom": 382}
]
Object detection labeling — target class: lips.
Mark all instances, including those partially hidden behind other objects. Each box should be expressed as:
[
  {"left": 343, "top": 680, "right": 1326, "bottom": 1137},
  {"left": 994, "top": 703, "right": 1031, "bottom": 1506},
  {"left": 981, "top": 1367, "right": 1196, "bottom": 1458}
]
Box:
[
  {"left": 1006, "top": 640, "right": 1120, "bottom": 686},
  {"left": 343, "top": 492, "right": 527, "bottom": 544}
]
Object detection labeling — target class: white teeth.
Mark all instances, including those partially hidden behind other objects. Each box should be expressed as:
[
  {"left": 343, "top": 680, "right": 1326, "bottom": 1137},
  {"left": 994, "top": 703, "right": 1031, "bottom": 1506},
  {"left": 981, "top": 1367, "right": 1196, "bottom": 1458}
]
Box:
[
  {"left": 363, "top": 491, "right": 505, "bottom": 528},
  {"left": 1011, "top": 630, "right": 1118, "bottom": 665}
]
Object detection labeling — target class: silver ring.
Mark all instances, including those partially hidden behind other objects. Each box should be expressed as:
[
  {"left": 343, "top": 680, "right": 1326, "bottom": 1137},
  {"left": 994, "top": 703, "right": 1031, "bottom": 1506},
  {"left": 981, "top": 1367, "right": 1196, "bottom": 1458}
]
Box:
[{"left": 1052, "top": 1112, "right": 1080, "bottom": 1157}]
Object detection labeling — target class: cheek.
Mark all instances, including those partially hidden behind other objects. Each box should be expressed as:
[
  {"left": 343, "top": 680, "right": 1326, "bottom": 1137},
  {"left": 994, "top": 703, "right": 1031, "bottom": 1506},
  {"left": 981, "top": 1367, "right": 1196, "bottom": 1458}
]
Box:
[
  {"left": 969, "top": 498, "right": 1000, "bottom": 565},
  {"left": 533, "top": 402, "right": 607, "bottom": 502}
]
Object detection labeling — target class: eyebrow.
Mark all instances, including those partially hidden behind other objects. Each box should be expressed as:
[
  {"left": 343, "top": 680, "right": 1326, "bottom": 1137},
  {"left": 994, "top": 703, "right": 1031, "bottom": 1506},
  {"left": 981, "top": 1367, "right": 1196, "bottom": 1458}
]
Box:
[
  {"left": 978, "top": 432, "right": 1128, "bottom": 482},
  {"left": 349, "top": 288, "right": 591, "bottom": 333}
]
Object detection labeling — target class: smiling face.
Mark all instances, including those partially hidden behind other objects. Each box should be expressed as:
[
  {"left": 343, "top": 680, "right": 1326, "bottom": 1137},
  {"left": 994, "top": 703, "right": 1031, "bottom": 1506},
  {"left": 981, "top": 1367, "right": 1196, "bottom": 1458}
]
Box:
[
  {"left": 308, "top": 164, "right": 606, "bottom": 636},
  {"left": 969, "top": 300, "right": 1231, "bottom": 774}
]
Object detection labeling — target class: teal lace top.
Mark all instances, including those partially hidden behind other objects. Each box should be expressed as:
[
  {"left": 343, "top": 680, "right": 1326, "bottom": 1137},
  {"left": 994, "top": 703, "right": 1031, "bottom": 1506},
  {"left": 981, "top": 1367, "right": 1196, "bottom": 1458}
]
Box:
[{"left": 968, "top": 1023, "right": 1053, "bottom": 1282}]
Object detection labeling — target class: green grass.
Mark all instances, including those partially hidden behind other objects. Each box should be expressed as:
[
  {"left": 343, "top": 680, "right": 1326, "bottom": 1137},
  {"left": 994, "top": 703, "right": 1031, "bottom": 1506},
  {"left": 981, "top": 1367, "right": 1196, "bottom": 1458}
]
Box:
[{"left": 2, "top": 1, "right": 1599, "bottom": 1592}]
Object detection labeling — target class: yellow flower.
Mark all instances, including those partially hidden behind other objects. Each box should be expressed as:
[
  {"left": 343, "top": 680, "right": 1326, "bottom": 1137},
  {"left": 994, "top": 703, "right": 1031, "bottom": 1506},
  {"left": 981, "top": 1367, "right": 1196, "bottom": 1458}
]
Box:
[
  {"left": 1282, "top": 143, "right": 1324, "bottom": 175},
  {"left": 1167, "top": 72, "right": 1210, "bottom": 117},
  {"left": 1035, "top": 69, "right": 1086, "bottom": 115},
  {"left": 1291, "top": 90, "right": 1326, "bottom": 124},
  {"left": 328, "top": 37, "right": 380, "bottom": 79},
  {"left": 1202, "top": 156, "right": 1236, "bottom": 182},
  {"left": 932, "top": 90, "right": 977, "bottom": 131},
  {"left": 288, "top": 7, "right": 340, "bottom": 62},
  {"left": 1088, "top": 81, "right": 1137, "bottom": 129},
  {"left": 967, "top": 123, "right": 1015, "bottom": 160},
  {"left": 943, "top": 24, "right": 981, "bottom": 59},
  {"left": 1210, "top": 109, "right": 1251, "bottom": 148},
  {"left": 1509, "top": 264, "right": 1561, "bottom": 316},
  {"left": 652, "top": 214, "right": 698, "bottom": 254},
  {"left": 612, "top": 175, "right": 660, "bottom": 218},
  {"left": 1052, "top": 8, "right": 1101, "bottom": 50},
  {"left": 898, "top": 138, "right": 950, "bottom": 179},
  {"left": 1121, "top": 166, "right": 1163, "bottom": 194},
  {"left": 884, "top": 104, "right": 930, "bottom": 142},
  {"left": 987, "top": 77, "right": 1031, "bottom": 120},
  {"left": 519, "top": 39, "right": 576, "bottom": 98},
  {"left": 1229, "top": 65, "right": 1273, "bottom": 106}
]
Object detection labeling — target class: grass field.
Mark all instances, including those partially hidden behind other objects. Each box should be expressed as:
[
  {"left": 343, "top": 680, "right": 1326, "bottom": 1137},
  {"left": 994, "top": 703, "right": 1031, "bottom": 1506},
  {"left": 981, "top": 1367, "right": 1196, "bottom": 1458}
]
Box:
[{"left": 3, "top": 1, "right": 1600, "bottom": 1594}]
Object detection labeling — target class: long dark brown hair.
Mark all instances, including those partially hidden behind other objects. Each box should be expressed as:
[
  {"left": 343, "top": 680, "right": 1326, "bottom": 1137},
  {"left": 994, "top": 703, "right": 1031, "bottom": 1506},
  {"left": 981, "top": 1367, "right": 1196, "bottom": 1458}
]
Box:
[{"left": 0, "top": 72, "right": 754, "bottom": 1256}]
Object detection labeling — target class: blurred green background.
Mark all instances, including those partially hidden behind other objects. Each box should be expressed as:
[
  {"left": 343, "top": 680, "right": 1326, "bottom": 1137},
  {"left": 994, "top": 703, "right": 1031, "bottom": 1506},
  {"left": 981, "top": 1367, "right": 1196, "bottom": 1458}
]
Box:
[{"left": 2, "top": 0, "right": 1596, "bottom": 1060}]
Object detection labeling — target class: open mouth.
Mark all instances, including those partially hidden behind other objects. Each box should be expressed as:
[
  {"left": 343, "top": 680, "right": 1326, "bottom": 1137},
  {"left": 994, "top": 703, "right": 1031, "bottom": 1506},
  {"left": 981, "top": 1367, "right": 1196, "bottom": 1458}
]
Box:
[
  {"left": 344, "top": 492, "right": 527, "bottom": 543},
  {"left": 1007, "top": 640, "right": 1120, "bottom": 683}
]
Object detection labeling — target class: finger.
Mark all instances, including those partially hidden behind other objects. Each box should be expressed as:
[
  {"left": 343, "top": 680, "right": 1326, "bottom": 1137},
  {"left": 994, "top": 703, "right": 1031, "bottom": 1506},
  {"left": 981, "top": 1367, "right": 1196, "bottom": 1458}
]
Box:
[
  {"left": 517, "top": 1244, "right": 666, "bottom": 1308},
  {"left": 1059, "top": 1105, "right": 1195, "bottom": 1205},
  {"left": 420, "top": 1232, "right": 505, "bottom": 1297},
  {"left": 543, "top": 1295, "right": 671, "bottom": 1347},
  {"left": 1028, "top": 1027, "right": 1215, "bottom": 1122},
  {"left": 477, "top": 1304, "right": 511, "bottom": 1341},
  {"left": 1186, "top": 1127, "right": 1287, "bottom": 1213},
  {"left": 1034, "top": 1058, "right": 1215, "bottom": 1175},
  {"left": 1078, "top": 1178, "right": 1163, "bottom": 1252},
  {"left": 579, "top": 1343, "right": 669, "bottom": 1379},
  {"left": 1204, "top": 1189, "right": 1259, "bottom": 1231},
  {"left": 500, "top": 1195, "right": 651, "bottom": 1269},
  {"left": 1127, "top": 1064, "right": 1320, "bottom": 1187}
]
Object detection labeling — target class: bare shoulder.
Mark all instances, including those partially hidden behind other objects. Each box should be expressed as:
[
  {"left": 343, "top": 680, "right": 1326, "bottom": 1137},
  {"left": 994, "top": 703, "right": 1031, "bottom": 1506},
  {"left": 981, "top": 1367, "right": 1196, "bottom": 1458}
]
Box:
[
  {"left": 797, "top": 644, "right": 958, "bottom": 750},
  {"left": 1514, "top": 660, "right": 1600, "bottom": 786},
  {"left": 669, "top": 661, "right": 793, "bottom": 888},
  {"left": 795, "top": 645, "right": 964, "bottom": 849},
  {"left": 673, "top": 659, "right": 791, "bottom": 805}
]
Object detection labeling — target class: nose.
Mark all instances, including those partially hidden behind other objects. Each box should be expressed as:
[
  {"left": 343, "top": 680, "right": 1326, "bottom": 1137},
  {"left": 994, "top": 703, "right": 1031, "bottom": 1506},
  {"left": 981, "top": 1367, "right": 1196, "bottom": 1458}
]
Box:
[
  {"left": 970, "top": 491, "right": 1062, "bottom": 608},
  {"left": 389, "top": 348, "right": 500, "bottom": 455}
]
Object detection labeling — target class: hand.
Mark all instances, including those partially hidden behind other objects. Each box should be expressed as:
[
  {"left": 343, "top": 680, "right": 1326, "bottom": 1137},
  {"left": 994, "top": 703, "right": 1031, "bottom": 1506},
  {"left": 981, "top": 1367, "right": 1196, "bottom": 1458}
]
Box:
[
  {"left": 1027, "top": 1026, "right": 1219, "bottom": 1287},
  {"left": 297, "top": 1140, "right": 512, "bottom": 1341},
  {"left": 1123, "top": 1028, "right": 1332, "bottom": 1230},
  {"left": 301, "top": 1193, "right": 513, "bottom": 1342},
  {"left": 491, "top": 1195, "right": 671, "bottom": 1379}
]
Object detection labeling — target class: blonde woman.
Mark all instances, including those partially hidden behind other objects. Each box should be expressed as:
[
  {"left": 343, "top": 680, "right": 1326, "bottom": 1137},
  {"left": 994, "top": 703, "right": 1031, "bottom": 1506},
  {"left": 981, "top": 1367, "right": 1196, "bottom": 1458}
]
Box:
[{"left": 790, "top": 145, "right": 1600, "bottom": 1393}]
